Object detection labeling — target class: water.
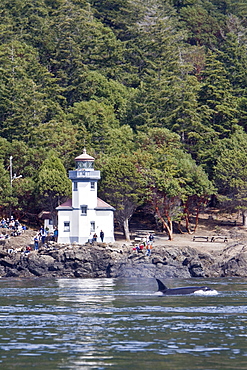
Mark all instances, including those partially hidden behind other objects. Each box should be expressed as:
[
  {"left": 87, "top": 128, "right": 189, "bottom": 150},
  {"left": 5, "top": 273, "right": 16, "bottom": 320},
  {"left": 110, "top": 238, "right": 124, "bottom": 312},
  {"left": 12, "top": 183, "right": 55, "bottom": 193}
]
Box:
[{"left": 0, "top": 277, "right": 246, "bottom": 370}]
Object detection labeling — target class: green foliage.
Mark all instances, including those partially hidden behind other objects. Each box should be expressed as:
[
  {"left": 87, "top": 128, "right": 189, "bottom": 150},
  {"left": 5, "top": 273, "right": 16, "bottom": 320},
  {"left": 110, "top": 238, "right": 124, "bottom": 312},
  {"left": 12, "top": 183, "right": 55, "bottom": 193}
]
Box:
[
  {"left": 29, "top": 120, "right": 78, "bottom": 168},
  {"left": 0, "top": 41, "right": 63, "bottom": 142},
  {"left": 213, "top": 127, "right": 247, "bottom": 196},
  {"left": 198, "top": 51, "right": 237, "bottom": 136},
  {"left": 98, "top": 153, "right": 146, "bottom": 239},
  {"left": 70, "top": 70, "right": 132, "bottom": 121},
  {"left": 11, "top": 176, "right": 37, "bottom": 216},
  {"left": 37, "top": 153, "right": 71, "bottom": 213},
  {"left": 133, "top": 127, "right": 215, "bottom": 238},
  {"left": 218, "top": 33, "right": 247, "bottom": 95},
  {"left": 0, "top": 161, "right": 15, "bottom": 214},
  {"left": 68, "top": 99, "right": 120, "bottom": 153},
  {"left": 179, "top": 4, "right": 225, "bottom": 47},
  {"left": 0, "top": 0, "right": 246, "bottom": 224},
  {"left": 101, "top": 125, "right": 136, "bottom": 155},
  {"left": 210, "top": 127, "right": 247, "bottom": 222},
  {"left": 89, "top": 0, "right": 144, "bottom": 41}
]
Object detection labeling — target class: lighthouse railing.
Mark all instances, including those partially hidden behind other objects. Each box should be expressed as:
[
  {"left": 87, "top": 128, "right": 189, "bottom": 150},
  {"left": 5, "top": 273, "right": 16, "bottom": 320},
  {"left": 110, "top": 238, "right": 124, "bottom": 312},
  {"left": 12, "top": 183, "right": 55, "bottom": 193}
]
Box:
[{"left": 69, "top": 170, "right": 101, "bottom": 179}]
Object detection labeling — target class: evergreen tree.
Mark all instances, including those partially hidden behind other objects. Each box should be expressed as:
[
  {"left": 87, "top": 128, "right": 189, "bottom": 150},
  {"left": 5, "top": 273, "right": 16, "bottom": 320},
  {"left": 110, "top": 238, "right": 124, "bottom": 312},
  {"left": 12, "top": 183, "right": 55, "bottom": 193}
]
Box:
[
  {"left": 98, "top": 153, "right": 146, "bottom": 241},
  {"left": 70, "top": 69, "right": 132, "bottom": 121},
  {"left": 29, "top": 119, "right": 78, "bottom": 168},
  {"left": 217, "top": 32, "right": 247, "bottom": 131},
  {"left": 178, "top": 3, "right": 226, "bottom": 47},
  {"left": 0, "top": 0, "right": 246, "bottom": 228},
  {"left": 11, "top": 177, "right": 37, "bottom": 219},
  {"left": 0, "top": 41, "right": 63, "bottom": 142},
  {"left": 90, "top": 0, "right": 143, "bottom": 41},
  {"left": 0, "top": 161, "right": 15, "bottom": 215},
  {"left": 213, "top": 127, "right": 247, "bottom": 225},
  {"left": 100, "top": 125, "right": 135, "bottom": 155},
  {"left": 47, "top": 0, "right": 125, "bottom": 104},
  {"left": 218, "top": 33, "right": 247, "bottom": 96},
  {"left": 68, "top": 100, "right": 120, "bottom": 153},
  {"left": 123, "top": 2, "right": 189, "bottom": 129},
  {"left": 136, "top": 128, "right": 215, "bottom": 239},
  {"left": 37, "top": 153, "right": 71, "bottom": 219},
  {"left": 198, "top": 50, "right": 238, "bottom": 138}
]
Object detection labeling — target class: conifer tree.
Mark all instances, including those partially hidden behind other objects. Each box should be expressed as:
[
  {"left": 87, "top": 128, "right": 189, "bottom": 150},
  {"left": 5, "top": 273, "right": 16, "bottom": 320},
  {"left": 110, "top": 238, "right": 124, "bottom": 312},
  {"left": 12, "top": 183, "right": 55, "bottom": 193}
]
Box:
[
  {"left": 218, "top": 33, "right": 247, "bottom": 96},
  {"left": 213, "top": 127, "right": 247, "bottom": 226},
  {"left": 136, "top": 127, "right": 215, "bottom": 239},
  {"left": 0, "top": 161, "right": 15, "bottom": 215},
  {"left": 198, "top": 50, "right": 238, "bottom": 138},
  {"left": 0, "top": 41, "right": 63, "bottom": 142},
  {"left": 98, "top": 154, "right": 146, "bottom": 241},
  {"left": 37, "top": 153, "right": 71, "bottom": 219}
]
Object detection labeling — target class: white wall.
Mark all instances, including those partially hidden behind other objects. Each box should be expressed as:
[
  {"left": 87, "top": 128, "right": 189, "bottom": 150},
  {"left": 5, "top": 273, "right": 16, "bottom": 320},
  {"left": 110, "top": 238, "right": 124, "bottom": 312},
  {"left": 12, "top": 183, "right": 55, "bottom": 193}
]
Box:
[
  {"left": 57, "top": 210, "right": 73, "bottom": 244},
  {"left": 95, "top": 210, "right": 115, "bottom": 243},
  {"left": 44, "top": 219, "right": 54, "bottom": 233},
  {"left": 57, "top": 208, "right": 115, "bottom": 244}
]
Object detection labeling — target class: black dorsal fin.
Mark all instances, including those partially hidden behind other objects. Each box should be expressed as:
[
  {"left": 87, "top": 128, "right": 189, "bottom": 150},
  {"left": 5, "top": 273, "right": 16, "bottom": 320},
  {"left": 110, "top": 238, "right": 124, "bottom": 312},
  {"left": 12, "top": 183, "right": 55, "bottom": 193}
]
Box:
[{"left": 156, "top": 278, "right": 168, "bottom": 292}]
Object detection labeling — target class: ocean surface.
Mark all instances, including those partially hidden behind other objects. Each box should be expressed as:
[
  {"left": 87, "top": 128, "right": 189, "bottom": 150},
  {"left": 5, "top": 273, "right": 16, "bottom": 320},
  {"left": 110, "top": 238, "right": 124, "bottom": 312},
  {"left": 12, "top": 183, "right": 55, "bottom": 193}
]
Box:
[{"left": 0, "top": 277, "right": 246, "bottom": 370}]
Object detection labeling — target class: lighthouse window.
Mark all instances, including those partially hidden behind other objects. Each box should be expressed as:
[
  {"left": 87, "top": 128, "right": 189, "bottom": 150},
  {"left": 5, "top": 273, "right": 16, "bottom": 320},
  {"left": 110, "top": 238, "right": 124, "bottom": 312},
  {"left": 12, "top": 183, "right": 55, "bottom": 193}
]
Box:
[
  {"left": 77, "top": 161, "right": 94, "bottom": 169},
  {"left": 64, "top": 221, "right": 70, "bottom": 232},
  {"left": 90, "top": 182, "right": 95, "bottom": 190},
  {"left": 81, "top": 205, "right": 87, "bottom": 215},
  {"left": 90, "top": 221, "right": 95, "bottom": 232},
  {"left": 74, "top": 182, "right": 78, "bottom": 191}
]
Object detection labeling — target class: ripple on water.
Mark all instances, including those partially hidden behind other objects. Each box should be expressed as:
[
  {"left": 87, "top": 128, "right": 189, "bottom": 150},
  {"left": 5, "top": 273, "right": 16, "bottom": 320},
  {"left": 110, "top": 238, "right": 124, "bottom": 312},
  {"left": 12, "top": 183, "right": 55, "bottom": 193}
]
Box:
[{"left": 0, "top": 277, "right": 246, "bottom": 370}]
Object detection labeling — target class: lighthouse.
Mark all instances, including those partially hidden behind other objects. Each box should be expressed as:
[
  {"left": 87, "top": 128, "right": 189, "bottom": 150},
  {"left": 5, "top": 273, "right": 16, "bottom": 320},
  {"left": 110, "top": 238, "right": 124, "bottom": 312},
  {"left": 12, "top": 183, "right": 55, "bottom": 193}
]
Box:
[{"left": 56, "top": 149, "right": 115, "bottom": 244}]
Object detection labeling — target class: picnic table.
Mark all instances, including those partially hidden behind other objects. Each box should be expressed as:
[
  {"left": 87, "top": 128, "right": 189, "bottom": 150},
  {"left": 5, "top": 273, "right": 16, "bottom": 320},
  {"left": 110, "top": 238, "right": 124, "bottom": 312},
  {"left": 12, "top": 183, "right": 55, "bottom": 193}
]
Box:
[{"left": 192, "top": 235, "right": 228, "bottom": 242}]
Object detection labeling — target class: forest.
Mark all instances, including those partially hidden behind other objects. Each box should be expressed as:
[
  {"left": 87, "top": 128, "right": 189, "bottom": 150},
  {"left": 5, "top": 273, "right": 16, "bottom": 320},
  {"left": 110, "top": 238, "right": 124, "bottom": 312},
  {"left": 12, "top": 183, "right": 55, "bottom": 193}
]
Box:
[{"left": 0, "top": 0, "right": 246, "bottom": 240}]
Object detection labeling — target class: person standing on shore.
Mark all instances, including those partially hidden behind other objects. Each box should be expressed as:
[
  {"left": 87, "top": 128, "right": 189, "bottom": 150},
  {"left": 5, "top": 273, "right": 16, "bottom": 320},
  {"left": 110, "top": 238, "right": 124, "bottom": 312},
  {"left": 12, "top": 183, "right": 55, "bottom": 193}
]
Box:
[
  {"left": 34, "top": 235, "right": 39, "bottom": 250},
  {"left": 93, "top": 233, "right": 97, "bottom": 242},
  {"left": 100, "top": 230, "right": 104, "bottom": 242},
  {"left": 53, "top": 227, "right": 58, "bottom": 242},
  {"left": 40, "top": 227, "right": 46, "bottom": 244},
  {"left": 149, "top": 233, "right": 154, "bottom": 244}
]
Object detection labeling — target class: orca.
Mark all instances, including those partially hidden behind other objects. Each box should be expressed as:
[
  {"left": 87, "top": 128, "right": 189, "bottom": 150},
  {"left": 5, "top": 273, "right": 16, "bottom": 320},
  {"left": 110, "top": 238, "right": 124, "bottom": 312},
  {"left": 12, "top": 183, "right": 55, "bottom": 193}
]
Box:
[{"left": 156, "top": 278, "right": 216, "bottom": 296}]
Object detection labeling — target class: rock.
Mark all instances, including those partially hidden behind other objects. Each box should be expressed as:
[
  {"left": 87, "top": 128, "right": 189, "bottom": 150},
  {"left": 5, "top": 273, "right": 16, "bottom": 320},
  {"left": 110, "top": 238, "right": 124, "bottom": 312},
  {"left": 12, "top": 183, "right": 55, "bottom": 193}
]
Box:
[
  {"left": 189, "top": 262, "right": 205, "bottom": 277},
  {"left": 0, "top": 239, "right": 246, "bottom": 279},
  {"left": 152, "top": 257, "right": 165, "bottom": 265}
]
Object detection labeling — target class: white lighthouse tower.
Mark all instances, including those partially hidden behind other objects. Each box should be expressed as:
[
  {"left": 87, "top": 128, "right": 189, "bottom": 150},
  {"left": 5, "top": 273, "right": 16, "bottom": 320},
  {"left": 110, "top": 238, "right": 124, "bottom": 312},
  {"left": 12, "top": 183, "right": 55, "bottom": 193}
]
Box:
[{"left": 56, "top": 149, "right": 115, "bottom": 244}]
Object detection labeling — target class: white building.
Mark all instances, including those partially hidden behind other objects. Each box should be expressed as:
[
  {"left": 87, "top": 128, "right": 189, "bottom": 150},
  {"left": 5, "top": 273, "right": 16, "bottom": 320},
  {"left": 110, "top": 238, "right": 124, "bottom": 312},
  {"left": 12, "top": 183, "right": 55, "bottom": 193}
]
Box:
[{"left": 56, "top": 149, "right": 115, "bottom": 244}]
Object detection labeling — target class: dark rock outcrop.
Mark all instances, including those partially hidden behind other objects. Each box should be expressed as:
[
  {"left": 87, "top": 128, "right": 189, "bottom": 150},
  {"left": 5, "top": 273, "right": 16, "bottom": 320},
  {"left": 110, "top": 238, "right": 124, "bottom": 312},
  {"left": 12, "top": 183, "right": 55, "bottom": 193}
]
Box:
[{"left": 0, "top": 241, "right": 247, "bottom": 279}]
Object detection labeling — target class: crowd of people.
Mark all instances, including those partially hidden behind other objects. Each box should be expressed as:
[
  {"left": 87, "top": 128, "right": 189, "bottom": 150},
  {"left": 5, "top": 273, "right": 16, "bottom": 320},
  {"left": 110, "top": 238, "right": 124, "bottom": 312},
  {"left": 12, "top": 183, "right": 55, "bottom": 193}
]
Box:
[
  {"left": 1, "top": 218, "right": 154, "bottom": 257},
  {"left": 0, "top": 217, "right": 59, "bottom": 254},
  {"left": 0, "top": 216, "right": 27, "bottom": 239},
  {"left": 133, "top": 233, "right": 154, "bottom": 256}
]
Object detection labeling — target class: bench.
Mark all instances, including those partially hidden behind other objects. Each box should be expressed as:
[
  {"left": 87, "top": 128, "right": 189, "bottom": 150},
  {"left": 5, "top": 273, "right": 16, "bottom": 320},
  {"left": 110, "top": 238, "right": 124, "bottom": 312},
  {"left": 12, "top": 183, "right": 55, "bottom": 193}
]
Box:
[
  {"left": 193, "top": 236, "right": 228, "bottom": 242},
  {"left": 220, "top": 220, "right": 236, "bottom": 226},
  {"left": 134, "top": 237, "right": 143, "bottom": 242},
  {"left": 192, "top": 236, "right": 211, "bottom": 242},
  {"left": 210, "top": 236, "right": 228, "bottom": 243}
]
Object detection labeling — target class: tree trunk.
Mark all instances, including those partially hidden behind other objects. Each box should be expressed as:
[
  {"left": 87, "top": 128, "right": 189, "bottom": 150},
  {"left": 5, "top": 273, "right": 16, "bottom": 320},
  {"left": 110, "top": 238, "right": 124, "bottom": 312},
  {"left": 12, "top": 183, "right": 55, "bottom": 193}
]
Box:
[
  {"left": 52, "top": 212, "right": 58, "bottom": 227},
  {"left": 184, "top": 210, "right": 193, "bottom": 234},
  {"left": 163, "top": 219, "right": 173, "bottom": 240},
  {"left": 155, "top": 207, "right": 173, "bottom": 240},
  {"left": 194, "top": 207, "right": 200, "bottom": 232},
  {"left": 167, "top": 217, "right": 173, "bottom": 239},
  {"left": 123, "top": 218, "right": 130, "bottom": 242},
  {"left": 242, "top": 210, "right": 247, "bottom": 227},
  {"left": 177, "top": 221, "right": 184, "bottom": 234}
]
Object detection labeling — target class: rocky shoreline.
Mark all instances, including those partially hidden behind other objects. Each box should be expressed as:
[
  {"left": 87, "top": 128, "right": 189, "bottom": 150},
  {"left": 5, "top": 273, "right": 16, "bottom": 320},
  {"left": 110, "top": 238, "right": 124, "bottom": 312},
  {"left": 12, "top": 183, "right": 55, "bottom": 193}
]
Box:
[{"left": 0, "top": 237, "right": 247, "bottom": 279}]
